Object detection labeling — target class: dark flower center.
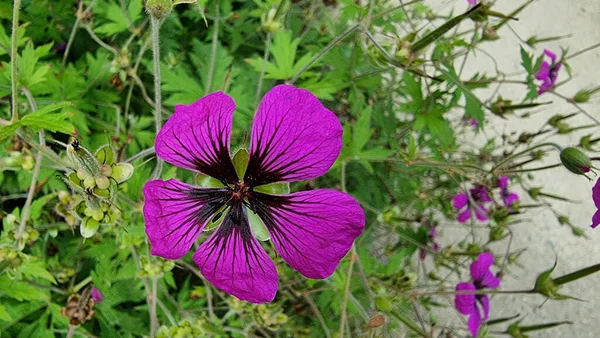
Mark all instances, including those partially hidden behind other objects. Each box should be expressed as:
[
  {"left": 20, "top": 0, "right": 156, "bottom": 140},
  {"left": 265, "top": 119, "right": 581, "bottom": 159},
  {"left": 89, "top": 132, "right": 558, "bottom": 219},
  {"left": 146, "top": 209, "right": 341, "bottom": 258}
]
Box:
[{"left": 230, "top": 182, "right": 252, "bottom": 200}]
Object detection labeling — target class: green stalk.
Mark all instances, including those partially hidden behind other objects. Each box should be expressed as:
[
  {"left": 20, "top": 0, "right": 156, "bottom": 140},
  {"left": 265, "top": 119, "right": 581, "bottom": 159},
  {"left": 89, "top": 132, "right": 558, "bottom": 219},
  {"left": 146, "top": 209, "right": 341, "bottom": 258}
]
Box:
[
  {"left": 255, "top": 32, "right": 272, "bottom": 107},
  {"left": 490, "top": 142, "right": 563, "bottom": 173},
  {"left": 149, "top": 16, "right": 163, "bottom": 180},
  {"left": 11, "top": 0, "right": 22, "bottom": 123}
]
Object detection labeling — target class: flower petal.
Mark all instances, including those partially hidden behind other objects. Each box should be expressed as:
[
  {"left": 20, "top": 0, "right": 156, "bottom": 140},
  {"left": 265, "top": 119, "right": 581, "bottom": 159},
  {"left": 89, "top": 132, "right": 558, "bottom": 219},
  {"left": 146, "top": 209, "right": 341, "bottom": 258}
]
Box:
[
  {"left": 193, "top": 202, "right": 278, "bottom": 303},
  {"left": 503, "top": 193, "right": 519, "bottom": 206},
  {"left": 143, "top": 179, "right": 229, "bottom": 259},
  {"left": 592, "top": 178, "right": 600, "bottom": 208},
  {"left": 470, "top": 253, "right": 500, "bottom": 288},
  {"left": 155, "top": 91, "right": 239, "bottom": 184},
  {"left": 458, "top": 209, "right": 471, "bottom": 223},
  {"left": 455, "top": 282, "right": 476, "bottom": 315},
  {"left": 535, "top": 61, "right": 550, "bottom": 80},
  {"left": 474, "top": 207, "right": 489, "bottom": 222},
  {"left": 591, "top": 210, "right": 600, "bottom": 229},
  {"left": 468, "top": 305, "right": 482, "bottom": 337},
  {"left": 497, "top": 176, "right": 508, "bottom": 190},
  {"left": 478, "top": 295, "right": 490, "bottom": 320},
  {"left": 452, "top": 193, "right": 469, "bottom": 209},
  {"left": 252, "top": 189, "right": 364, "bottom": 279},
  {"left": 544, "top": 49, "right": 557, "bottom": 63},
  {"left": 245, "top": 85, "right": 342, "bottom": 186}
]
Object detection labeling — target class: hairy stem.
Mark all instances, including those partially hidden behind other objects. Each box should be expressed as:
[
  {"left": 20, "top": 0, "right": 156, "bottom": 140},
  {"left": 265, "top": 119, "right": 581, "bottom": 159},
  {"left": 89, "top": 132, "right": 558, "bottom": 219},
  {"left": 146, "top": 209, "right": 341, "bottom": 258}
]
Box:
[
  {"left": 11, "top": 0, "right": 22, "bottom": 123},
  {"left": 149, "top": 16, "right": 164, "bottom": 180},
  {"left": 206, "top": 1, "right": 220, "bottom": 92},
  {"left": 16, "top": 88, "right": 44, "bottom": 248},
  {"left": 150, "top": 277, "right": 159, "bottom": 338}
]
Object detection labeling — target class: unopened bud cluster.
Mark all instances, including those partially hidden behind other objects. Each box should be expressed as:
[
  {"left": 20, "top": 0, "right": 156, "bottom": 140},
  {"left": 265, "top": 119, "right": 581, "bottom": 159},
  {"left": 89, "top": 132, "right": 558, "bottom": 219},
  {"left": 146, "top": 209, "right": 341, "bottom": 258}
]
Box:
[
  {"left": 61, "top": 139, "right": 133, "bottom": 238},
  {"left": 0, "top": 246, "right": 29, "bottom": 277},
  {"left": 1, "top": 150, "right": 34, "bottom": 171},
  {"left": 138, "top": 256, "right": 175, "bottom": 278}
]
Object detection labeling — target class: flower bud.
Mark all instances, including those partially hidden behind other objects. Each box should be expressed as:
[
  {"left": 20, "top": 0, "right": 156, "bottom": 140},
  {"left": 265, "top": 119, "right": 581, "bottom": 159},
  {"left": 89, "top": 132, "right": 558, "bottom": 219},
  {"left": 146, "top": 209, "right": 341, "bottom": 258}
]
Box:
[
  {"left": 560, "top": 147, "right": 591, "bottom": 175},
  {"left": 91, "top": 287, "right": 104, "bottom": 303},
  {"left": 145, "top": 0, "right": 172, "bottom": 19}
]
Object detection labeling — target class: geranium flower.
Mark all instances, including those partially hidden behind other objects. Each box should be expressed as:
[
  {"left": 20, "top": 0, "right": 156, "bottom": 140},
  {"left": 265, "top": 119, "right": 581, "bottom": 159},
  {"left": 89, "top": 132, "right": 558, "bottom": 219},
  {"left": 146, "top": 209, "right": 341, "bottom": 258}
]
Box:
[
  {"left": 590, "top": 178, "right": 600, "bottom": 228},
  {"left": 497, "top": 176, "right": 519, "bottom": 207},
  {"left": 143, "top": 85, "right": 365, "bottom": 303},
  {"left": 419, "top": 220, "right": 440, "bottom": 260},
  {"left": 452, "top": 186, "right": 492, "bottom": 223},
  {"left": 455, "top": 252, "right": 500, "bottom": 337},
  {"left": 535, "top": 49, "right": 561, "bottom": 95},
  {"left": 467, "top": 0, "right": 478, "bottom": 5}
]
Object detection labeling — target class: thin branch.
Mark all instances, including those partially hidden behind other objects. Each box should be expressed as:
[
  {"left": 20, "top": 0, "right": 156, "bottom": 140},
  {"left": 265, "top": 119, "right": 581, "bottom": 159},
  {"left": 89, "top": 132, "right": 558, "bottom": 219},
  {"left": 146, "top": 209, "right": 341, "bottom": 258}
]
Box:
[
  {"left": 149, "top": 16, "right": 164, "bottom": 180},
  {"left": 11, "top": 0, "right": 22, "bottom": 122},
  {"left": 16, "top": 88, "right": 45, "bottom": 247}
]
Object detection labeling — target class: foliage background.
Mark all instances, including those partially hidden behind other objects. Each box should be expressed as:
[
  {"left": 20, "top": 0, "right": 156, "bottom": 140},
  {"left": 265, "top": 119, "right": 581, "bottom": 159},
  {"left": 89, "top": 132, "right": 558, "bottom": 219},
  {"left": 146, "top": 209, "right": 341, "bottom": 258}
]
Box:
[{"left": 1, "top": 0, "right": 600, "bottom": 337}]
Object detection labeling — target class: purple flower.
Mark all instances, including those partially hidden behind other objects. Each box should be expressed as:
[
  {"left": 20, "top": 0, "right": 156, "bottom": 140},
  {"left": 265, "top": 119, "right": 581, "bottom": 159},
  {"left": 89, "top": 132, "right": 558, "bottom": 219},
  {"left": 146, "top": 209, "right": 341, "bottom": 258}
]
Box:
[
  {"left": 419, "top": 220, "right": 440, "bottom": 260},
  {"left": 535, "top": 49, "right": 561, "bottom": 95},
  {"left": 143, "top": 85, "right": 365, "bottom": 303},
  {"left": 452, "top": 186, "right": 492, "bottom": 223},
  {"left": 591, "top": 178, "right": 600, "bottom": 228},
  {"left": 91, "top": 287, "right": 103, "bottom": 303},
  {"left": 467, "top": 0, "right": 478, "bottom": 5},
  {"left": 455, "top": 253, "right": 500, "bottom": 337},
  {"left": 470, "top": 119, "right": 479, "bottom": 128},
  {"left": 497, "top": 176, "right": 519, "bottom": 207}
]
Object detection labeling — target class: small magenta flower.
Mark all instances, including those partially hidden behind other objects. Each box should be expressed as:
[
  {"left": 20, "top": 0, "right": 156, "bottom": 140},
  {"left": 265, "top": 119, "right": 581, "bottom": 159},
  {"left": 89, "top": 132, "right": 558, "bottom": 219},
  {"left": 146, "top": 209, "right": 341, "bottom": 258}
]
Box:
[
  {"left": 591, "top": 178, "right": 600, "bottom": 228},
  {"left": 452, "top": 186, "right": 492, "bottom": 223},
  {"left": 455, "top": 252, "right": 500, "bottom": 337},
  {"left": 497, "top": 176, "right": 519, "bottom": 207},
  {"left": 419, "top": 220, "right": 440, "bottom": 260},
  {"left": 91, "top": 287, "right": 103, "bottom": 303},
  {"left": 467, "top": 0, "right": 478, "bottom": 5},
  {"left": 143, "top": 85, "right": 365, "bottom": 303},
  {"left": 535, "top": 49, "right": 561, "bottom": 95}
]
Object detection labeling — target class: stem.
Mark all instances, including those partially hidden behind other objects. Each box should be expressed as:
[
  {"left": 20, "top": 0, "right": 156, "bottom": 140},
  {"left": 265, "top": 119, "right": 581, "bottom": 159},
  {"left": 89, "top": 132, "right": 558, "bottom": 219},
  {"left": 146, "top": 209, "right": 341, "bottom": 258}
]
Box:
[
  {"left": 490, "top": 142, "right": 563, "bottom": 173},
  {"left": 149, "top": 278, "right": 159, "bottom": 338},
  {"left": 149, "top": 16, "right": 164, "bottom": 180},
  {"left": 565, "top": 42, "right": 600, "bottom": 61},
  {"left": 338, "top": 245, "right": 357, "bottom": 338},
  {"left": 254, "top": 32, "right": 272, "bottom": 107},
  {"left": 83, "top": 24, "right": 119, "bottom": 55},
  {"left": 61, "top": 0, "right": 85, "bottom": 71},
  {"left": 11, "top": 0, "right": 22, "bottom": 123},
  {"left": 73, "top": 276, "right": 93, "bottom": 293},
  {"left": 126, "top": 146, "right": 156, "bottom": 163},
  {"left": 66, "top": 325, "right": 76, "bottom": 338},
  {"left": 338, "top": 161, "right": 356, "bottom": 338},
  {"left": 205, "top": 1, "right": 219, "bottom": 92},
  {"left": 16, "top": 89, "right": 44, "bottom": 248},
  {"left": 303, "top": 293, "right": 332, "bottom": 338},
  {"left": 502, "top": 163, "right": 562, "bottom": 174},
  {"left": 411, "top": 288, "right": 535, "bottom": 297}
]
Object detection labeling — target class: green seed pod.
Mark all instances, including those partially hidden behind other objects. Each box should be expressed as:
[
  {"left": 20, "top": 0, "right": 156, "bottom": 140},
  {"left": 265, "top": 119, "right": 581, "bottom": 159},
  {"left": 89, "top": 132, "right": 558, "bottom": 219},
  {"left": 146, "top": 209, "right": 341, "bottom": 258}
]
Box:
[
  {"left": 560, "top": 147, "right": 591, "bottom": 175},
  {"left": 67, "top": 138, "right": 102, "bottom": 178}
]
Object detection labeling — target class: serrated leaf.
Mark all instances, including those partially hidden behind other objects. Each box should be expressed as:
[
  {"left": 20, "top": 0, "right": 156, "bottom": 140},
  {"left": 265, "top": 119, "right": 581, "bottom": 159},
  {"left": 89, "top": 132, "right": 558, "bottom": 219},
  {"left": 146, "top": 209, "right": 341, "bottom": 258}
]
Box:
[
  {"left": 20, "top": 260, "right": 57, "bottom": 284},
  {"left": 0, "top": 275, "right": 49, "bottom": 301},
  {"left": 0, "top": 304, "right": 12, "bottom": 322},
  {"left": 351, "top": 107, "right": 372, "bottom": 154},
  {"left": 21, "top": 102, "right": 75, "bottom": 135},
  {"left": 0, "top": 122, "right": 22, "bottom": 141}
]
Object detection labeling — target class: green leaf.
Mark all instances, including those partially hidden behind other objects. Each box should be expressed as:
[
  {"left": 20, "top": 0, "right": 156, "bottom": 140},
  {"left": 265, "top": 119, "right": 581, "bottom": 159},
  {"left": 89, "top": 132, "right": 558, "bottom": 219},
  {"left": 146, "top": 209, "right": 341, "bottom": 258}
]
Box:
[
  {"left": 246, "top": 29, "right": 314, "bottom": 80},
  {"left": 0, "top": 275, "right": 49, "bottom": 301},
  {"left": 30, "top": 193, "right": 57, "bottom": 220},
  {"left": 21, "top": 102, "right": 75, "bottom": 135},
  {"left": 0, "top": 304, "right": 11, "bottom": 322},
  {"left": 0, "top": 122, "right": 22, "bottom": 141},
  {"left": 351, "top": 107, "right": 372, "bottom": 154},
  {"left": 20, "top": 260, "right": 57, "bottom": 284},
  {"left": 427, "top": 117, "right": 454, "bottom": 146}
]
